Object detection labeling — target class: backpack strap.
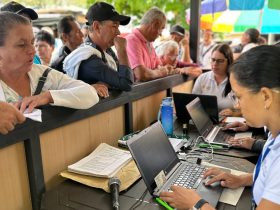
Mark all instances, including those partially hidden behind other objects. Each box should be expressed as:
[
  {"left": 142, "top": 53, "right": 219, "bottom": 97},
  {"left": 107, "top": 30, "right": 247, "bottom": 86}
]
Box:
[
  {"left": 33, "top": 67, "right": 52, "bottom": 95},
  {"left": 202, "top": 44, "right": 216, "bottom": 58}
]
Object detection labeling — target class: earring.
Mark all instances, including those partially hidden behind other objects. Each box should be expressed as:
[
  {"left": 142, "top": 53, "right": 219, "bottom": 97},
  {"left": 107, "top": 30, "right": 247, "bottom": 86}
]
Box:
[{"left": 264, "top": 105, "right": 268, "bottom": 110}]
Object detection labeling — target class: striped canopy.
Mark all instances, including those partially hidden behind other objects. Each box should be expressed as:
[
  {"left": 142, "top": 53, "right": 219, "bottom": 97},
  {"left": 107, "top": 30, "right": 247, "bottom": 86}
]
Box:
[{"left": 198, "top": 0, "right": 280, "bottom": 33}]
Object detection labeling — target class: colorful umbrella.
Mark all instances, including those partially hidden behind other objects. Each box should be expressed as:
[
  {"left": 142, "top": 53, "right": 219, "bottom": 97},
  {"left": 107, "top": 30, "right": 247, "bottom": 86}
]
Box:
[{"left": 198, "top": 0, "right": 280, "bottom": 33}]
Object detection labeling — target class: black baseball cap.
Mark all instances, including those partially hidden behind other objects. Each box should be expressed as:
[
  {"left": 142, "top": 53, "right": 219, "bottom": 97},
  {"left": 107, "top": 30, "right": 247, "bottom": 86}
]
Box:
[
  {"left": 0, "top": 1, "right": 38, "bottom": 20},
  {"left": 86, "top": 2, "right": 130, "bottom": 26},
  {"left": 170, "top": 25, "right": 185, "bottom": 37}
]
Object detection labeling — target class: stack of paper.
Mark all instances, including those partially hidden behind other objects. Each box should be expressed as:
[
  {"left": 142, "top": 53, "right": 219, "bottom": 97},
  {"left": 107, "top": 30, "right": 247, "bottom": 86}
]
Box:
[{"left": 68, "top": 143, "right": 132, "bottom": 178}]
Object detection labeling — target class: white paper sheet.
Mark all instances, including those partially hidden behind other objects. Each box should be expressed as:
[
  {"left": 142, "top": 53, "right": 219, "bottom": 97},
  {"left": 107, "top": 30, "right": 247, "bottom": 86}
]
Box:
[
  {"left": 234, "top": 132, "right": 252, "bottom": 139},
  {"left": 24, "top": 108, "right": 42, "bottom": 122},
  {"left": 225, "top": 117, "right": 246, "bottom": 123}
]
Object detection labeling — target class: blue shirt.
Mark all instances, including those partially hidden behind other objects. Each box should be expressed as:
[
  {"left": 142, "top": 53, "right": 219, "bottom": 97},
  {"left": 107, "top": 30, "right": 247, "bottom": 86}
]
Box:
[
  {"left": 33, "top": 55, "right": 41, "bottom": 64},
  {"left": 78, "top": 37, "right": 133, "bottom": 91}
]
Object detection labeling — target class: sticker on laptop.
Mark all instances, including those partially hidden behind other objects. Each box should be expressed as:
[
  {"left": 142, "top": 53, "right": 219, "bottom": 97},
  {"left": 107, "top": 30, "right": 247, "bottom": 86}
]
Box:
[{"left": 155, "top": 170, "right": 167, "bottom": 189}]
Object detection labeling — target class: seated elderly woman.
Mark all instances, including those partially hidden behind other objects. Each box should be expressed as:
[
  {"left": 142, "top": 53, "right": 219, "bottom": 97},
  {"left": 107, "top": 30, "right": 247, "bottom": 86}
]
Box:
[
  {"left": 156, "top": 40, "right": 202, "bottom": 78},
  {"left": 0, "top": 12, "right": 99, "bottom": 113}
]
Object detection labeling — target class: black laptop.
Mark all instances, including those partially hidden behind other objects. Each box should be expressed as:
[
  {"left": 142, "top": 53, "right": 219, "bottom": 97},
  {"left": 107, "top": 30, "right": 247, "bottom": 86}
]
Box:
[
  {"left": 173, "top": 92, "right": 220, "bottom": 124},
  {"left": 127, "top": 122, "right": 223, "bottom": 207},
  {"left": 186, "top": 97, "right": 232, "bottom": 146}
]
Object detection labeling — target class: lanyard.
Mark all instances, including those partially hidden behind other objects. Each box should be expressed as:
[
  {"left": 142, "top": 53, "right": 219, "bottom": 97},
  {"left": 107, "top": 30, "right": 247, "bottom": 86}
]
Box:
[
  {"left": 253, "top": 139, "right": 275, "bottom": 183},
  {"left": 252, "top": 136, "right": 276, "bottom": 209}
]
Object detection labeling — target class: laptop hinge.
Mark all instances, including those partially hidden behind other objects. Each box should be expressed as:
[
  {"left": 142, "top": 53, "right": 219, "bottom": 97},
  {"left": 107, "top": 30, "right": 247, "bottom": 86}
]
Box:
[
  {"left": 154, "top": 162, "right": 182, "bottom": 195},
  {"left": 206, "top": 126, "right": 220, "bottom": 142},
  {"left": 166, "top": 162, "right": 181, "bottom": 179}
]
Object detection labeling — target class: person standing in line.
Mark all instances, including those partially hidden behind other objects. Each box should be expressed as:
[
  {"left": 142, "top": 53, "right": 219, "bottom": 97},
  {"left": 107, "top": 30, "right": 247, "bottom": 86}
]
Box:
[
  {"left": 51, "top": 16, "right": 84, "bottom": 73},
  {"left": 198, "top": 29, "right": 216, "bottom": 69},
  {"left": 64, "top": 2, "right": 133, "bottom": 98},
  {"left": 0, "top": 1, "right": 41, "bottom": 64},
  {"left": 0, "top": 102, "right": 25, "bottom": 135},
  {"left": 126, "top": 7, "right": 171, "bottom": 82},
  {"left": 169, "top": 24, "right": 191, "bottom": 63}
]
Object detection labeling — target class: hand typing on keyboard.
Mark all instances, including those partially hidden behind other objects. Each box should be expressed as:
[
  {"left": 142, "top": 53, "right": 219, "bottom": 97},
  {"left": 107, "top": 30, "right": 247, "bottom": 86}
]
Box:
[{"left": 160, "top": 186, "right": 203, "bottom": 210}]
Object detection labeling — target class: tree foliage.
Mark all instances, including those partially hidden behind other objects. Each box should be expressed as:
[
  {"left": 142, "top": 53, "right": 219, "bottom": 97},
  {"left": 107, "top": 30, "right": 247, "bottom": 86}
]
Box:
[
  {"left": 1, "top": 0, "right": 190, "bottom": 27},
  {"left": 86, "top": 0, "right": 190, "bottom": 27}
]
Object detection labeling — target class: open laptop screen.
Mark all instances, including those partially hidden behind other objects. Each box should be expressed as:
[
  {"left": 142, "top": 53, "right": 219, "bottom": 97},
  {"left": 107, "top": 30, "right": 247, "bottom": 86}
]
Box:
[
  {"left": 173, "top": 93, "right": 219, "bottom": 123},
  {"left": 186, "top": 97, "right": 213, "bottom": 136},
  {"left": 127, "top": 122, "right": 180, "bottom": 194}
]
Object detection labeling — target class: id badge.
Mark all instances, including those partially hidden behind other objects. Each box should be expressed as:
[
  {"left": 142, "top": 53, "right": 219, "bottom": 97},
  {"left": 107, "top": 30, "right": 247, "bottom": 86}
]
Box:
[{"left": 251, "top": 201, "right": 256, "bottom": 210}]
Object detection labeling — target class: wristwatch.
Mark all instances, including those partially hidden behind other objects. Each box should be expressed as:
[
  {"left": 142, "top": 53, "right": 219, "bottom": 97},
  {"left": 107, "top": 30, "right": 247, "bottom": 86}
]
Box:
[{"left": 192, "top": 198, "right": 209, "bottom": 210}]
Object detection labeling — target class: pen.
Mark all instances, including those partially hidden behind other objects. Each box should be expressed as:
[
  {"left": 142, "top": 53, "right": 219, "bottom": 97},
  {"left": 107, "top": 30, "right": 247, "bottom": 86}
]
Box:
[
  {"left": 155, "top": 197, "right": 174, "bottom": 210},
  {"left": 198, "top": 143, "right": 223, "bottom": 149}
]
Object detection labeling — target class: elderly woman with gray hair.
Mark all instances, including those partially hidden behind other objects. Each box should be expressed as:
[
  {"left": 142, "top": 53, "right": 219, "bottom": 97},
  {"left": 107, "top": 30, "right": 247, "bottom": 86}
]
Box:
[
  {"left": 156, "top": 40, "right": 202, "bottom": 78},
  {"left": 0, "top": 12, "right": 99, "bottom": 113}
]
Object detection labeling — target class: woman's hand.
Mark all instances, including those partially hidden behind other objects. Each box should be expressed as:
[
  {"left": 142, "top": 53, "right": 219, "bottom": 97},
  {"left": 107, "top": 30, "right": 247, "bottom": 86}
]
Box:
[
  {"left": 219, "top": 108, "right": 241, "bottom": 117},
  {"left": 179, "top": 67, "right": 202, "bottom": 78},
  {"left": 219, "top": 108, "right": 234, "bottom": 116},
  {"left": 92, "top": 83, "right": 109, "bottom": 98},
  {"left": 204, "top": 167, "right": 245, "bottom": 189},
  {"left": 160, "top": 186, "right": 202, "bottom": 209},
  {"left": 16, "top": 91, "right": 53, "bottom": 113},
  {"left": 228, "top": 137, "right": 255, "bottom": 149},
  {"left": 0, "top": 102, "right": 26, "bottom": 134}
]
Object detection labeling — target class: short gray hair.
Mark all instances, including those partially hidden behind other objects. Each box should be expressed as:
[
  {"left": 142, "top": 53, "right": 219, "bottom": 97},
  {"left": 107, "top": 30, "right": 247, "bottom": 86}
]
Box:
[
  {"left": 140, "top": 7, "right": 166, "bottom": 25},
  {"left": 0, "top": 12, "right": 30, "bottom": 46},
  {"left": 157, "top": 40, "right": 179, "bottom": 57}
]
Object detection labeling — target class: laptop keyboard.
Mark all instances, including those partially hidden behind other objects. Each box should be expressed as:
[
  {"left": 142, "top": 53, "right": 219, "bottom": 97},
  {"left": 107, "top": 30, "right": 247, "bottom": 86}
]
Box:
[
  {"left": 214, "top": 131, "right": 231, "bottom": 143},
  {"left": 171, "top": 164, "right": 206, "bottom": 189}
]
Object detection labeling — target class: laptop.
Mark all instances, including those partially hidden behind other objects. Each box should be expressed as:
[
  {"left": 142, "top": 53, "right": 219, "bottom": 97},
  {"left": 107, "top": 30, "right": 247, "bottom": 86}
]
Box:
[
  {"left": 173, "top": 92, "right": 220, "bottom": 124},
  {"left": 186, "top": 97, "right": 232, "bottom": 146},
  {"left": 127, "top": 122, "right": 223, "bottom": 207}
]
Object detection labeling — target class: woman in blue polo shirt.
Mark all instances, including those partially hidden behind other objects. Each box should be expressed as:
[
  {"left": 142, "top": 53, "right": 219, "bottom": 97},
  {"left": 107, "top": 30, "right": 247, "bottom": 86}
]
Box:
[{"left": 160, "top": 45, "right": 280, "bottom": 210}]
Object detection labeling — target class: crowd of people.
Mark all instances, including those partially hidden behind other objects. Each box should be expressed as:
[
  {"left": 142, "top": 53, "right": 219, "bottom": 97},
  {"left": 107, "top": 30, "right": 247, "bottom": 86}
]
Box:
[{"left": 0, "top": 1, "right": 279, "bottom": 210}]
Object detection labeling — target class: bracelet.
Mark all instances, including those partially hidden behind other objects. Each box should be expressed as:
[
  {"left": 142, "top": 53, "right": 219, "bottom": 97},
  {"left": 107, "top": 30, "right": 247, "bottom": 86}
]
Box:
[{"left": 192, "top": 198, "right": 208, "bottom": 210}]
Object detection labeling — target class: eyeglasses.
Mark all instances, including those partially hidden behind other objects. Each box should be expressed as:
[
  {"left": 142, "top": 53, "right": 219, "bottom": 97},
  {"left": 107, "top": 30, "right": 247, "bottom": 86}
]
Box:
[
  {"left": 168, "top": 55, "right": 178, "bottom": 61},
  {"left": 228, "top": 92, "right": 239, "bottom": 108},
  {"left": 272, "top": 89, "right": 280, "bottom": 94},
  {"left": 210, "top": 58, "right": 226, "bottom": 64}
]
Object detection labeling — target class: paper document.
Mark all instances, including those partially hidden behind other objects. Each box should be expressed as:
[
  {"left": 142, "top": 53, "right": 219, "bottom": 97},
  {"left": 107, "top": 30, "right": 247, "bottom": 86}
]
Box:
[
  {"left": 202, "top": 162, "right": 248, "bottom": 206},
  {"left": 24, "top": 108, "right": 42, "bottom": 122},
  {"left": 68, "top": 143, "right": 132, "bottom": 178},
  {"left": 169, "top": 138, "right": 183, "bottom": 150},
  {"left": 225, "top": 117, "right": 246, "bottom": 123},
  {"left": 234, "top": 132, "right": 252, "bottom": 139}
]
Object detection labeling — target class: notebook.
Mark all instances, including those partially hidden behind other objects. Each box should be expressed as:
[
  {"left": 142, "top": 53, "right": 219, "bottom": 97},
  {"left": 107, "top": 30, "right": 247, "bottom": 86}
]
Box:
[
  {"left": 186, "top": 97, "right": 232, "bottom": 146},
  {"left": 173, "top": 92, "right": 220, "bottom": 124},
  {"left": 127, "top": 122, "right": 223, "bottom": 207}
]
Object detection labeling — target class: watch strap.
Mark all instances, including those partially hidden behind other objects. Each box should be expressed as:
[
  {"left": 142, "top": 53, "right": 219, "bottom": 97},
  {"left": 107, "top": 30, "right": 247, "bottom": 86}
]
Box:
[{"left": 194, "top": 198, "right": 208, "bottom": 209}]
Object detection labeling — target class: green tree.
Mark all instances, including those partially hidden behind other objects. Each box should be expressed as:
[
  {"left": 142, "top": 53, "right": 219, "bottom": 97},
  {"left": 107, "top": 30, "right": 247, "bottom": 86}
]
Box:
[
  {"left": 86, "top": 0, "right": 190, "bottom": 28},
  {"left": 1, "top": 0, "right": 190, "bottom": 28}
]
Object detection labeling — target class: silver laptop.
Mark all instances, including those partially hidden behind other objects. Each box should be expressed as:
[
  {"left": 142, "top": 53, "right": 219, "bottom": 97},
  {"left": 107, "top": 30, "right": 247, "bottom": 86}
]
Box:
[
  {"left": 127, "top": 122, "right": 222, "bottom": 207},
  {"left": 186, "top": 97, "right": 232, "bottom": 146}
]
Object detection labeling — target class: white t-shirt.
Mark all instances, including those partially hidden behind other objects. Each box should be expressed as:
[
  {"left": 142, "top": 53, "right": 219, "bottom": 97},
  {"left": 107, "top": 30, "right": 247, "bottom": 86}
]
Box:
[
  {"left": 199, "top": 42, "right": 216, "bottom": 69},
  {"left": 241, "top": 43, "right": 258, "bottom": 53},
  {"left": 192, "top": 71, "right": 233, "bottom": 111},
  {"left": 253, "top": 132, "right": 280, "bottom": 205},
  {"left": 0, "top": 64, "right": 99, "bottom": 109}
]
